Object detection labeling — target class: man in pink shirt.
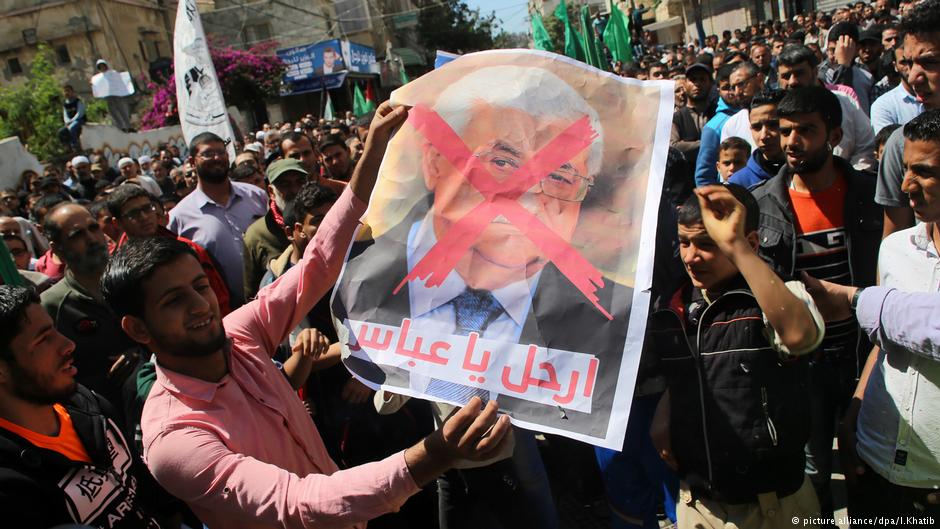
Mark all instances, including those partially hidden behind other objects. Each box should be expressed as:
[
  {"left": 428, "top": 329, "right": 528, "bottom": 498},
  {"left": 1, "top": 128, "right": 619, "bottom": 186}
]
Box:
[{"left": 100, "top": 103, "right": 512, "bottom": 529}]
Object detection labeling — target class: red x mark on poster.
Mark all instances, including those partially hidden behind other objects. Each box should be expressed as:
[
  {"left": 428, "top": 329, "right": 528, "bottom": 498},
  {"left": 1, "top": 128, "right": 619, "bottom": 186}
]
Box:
[{"left": 393, "top": 104, "right": 613, "bottom": 320}]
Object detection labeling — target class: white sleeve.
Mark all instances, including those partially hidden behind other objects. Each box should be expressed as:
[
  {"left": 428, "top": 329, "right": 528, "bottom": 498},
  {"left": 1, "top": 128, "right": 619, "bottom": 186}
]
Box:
[{"left": 762, "top": 280, "right": 826, "bottom": 357}]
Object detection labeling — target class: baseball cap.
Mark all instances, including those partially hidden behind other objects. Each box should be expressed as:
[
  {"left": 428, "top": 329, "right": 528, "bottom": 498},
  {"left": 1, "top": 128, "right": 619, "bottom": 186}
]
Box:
[
  {"left": 38, "top": 176, "right": 60, "bottom": 189},
  {"left": 265, "top": 158, "right": 308, "bottom": 184},
  {"left": 859, "top": 29, "right": 881, "bottom": 44},
  {"left": 685, "top": 62, "right": 712, "bottom": 76}
]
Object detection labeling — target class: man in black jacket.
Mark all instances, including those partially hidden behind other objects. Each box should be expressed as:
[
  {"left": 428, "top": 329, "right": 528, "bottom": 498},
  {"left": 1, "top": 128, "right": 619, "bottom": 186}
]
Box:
[
  {"left": 750, "top": 86, "right": 883, "bottom": 520},
  {"left": 672, "top": 63, "right": 718, "bottom": 164},
  {"left": 0, "top": 285, "right": 166, "bottom": 528}
]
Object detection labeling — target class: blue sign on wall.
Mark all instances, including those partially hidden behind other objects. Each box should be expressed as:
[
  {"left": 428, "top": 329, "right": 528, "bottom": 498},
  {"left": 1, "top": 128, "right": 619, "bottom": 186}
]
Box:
[{"left": 277, "top": 39, "right": 376, "bottom": 84}]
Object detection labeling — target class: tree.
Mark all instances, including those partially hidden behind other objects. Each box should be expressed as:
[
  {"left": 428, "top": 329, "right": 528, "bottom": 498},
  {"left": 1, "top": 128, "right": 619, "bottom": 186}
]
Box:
[
  {"left": 0, "top": 44, "right": 107, "bottom": 161},
  {"left": 416, "top": 0, "right": 499, "bottom": 56},
  {"left": 493, "top": 31, "right": 530, "bottom": 49},
  {"left": 545, "top": 2, "right": 579, "bottom": 52},
  {"left": 141, "top": 40, "right": 284, "bottom": 130}
]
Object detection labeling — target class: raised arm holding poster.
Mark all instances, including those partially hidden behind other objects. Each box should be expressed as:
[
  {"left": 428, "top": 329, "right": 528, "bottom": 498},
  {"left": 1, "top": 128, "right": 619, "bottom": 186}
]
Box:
[
  {"left": 332, "top": 49, "right": 674, "bottom": 450},
  {"left": 173, "top": 0, "right": 236, "bottom": 160}
]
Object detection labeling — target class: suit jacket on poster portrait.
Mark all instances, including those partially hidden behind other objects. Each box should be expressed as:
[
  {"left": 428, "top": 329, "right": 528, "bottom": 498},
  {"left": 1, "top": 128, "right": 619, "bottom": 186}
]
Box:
[{"left": 333, "top": 199, "right": 635, "bottom": 440}]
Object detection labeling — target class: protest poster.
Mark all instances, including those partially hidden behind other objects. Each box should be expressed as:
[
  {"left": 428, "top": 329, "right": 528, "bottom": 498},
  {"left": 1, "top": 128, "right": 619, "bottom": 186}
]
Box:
[
  {"left": 91, "top": 70, "right": 134, "bottom": 98},
  {"left": 173, "top": 0, "right": 236, "bottom": 160},
  {"left": 332, "top": 49, "right": 673, "bottom": 449}
]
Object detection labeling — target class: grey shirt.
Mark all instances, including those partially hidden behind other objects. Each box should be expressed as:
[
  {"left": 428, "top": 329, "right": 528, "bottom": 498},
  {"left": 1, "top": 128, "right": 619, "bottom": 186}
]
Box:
[{"left": 875, "top": 126, "right": 906, "bottom": 208}]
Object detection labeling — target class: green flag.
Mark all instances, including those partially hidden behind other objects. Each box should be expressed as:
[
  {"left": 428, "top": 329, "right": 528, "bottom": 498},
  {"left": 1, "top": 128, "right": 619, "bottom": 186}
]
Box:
[
  {"left": 400, "top": 64, "right": 410, "bottom": 85},
  {"left": 531, "top": 12, "right": 554, "bottom": 52},
  {"left": 353, "top": 84, "right": 373, "bottom": 117},
  {"left": 579, "top": 5, "right": 600, "bottom": 68},
  {"left": 0, "top": 242, "right": 24, "bottom": 287},
  {"left": 553, "top": 0, "right": 584, "bottom": 61},
  {"left": 603, "top": 2, "right": 633, "bottom": 64}
]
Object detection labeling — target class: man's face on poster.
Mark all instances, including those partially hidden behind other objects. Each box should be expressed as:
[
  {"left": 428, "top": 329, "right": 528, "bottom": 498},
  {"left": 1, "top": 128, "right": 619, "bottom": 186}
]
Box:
[
  {"left": 324, "top": 49, "right": 337, "bottom": 69},
  {"left": 421, "top": 101, "right": 593, "bottom": 291}
]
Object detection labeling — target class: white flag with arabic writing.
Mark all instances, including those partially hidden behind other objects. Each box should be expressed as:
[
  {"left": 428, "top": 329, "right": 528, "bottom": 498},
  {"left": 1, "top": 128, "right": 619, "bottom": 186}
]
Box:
[{"left": 174, "top": 0, "right": 236, "bottom": 160}]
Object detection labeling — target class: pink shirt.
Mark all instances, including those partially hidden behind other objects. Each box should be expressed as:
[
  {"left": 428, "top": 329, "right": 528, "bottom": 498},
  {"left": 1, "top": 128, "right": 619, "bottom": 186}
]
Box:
[{"left": 142, "top": 188, "right": 420, "bottom": 529}]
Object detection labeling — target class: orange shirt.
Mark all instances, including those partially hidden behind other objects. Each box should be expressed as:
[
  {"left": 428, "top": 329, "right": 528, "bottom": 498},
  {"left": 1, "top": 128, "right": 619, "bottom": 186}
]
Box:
[{"left": 0, "top": 404, "right": 92, "bottom": 463}]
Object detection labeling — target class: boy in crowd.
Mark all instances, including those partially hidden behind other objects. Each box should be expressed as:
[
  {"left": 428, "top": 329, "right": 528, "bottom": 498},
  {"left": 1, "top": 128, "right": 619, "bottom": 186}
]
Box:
[
  {"left": 716, "top": 137, "right": 751, "bottom": 182},
  {"left": 652, "top": 184, "right": 824, "bottom": 528},
  {"left": 729, "top": 89, "right": 787, "bottom": 189}
]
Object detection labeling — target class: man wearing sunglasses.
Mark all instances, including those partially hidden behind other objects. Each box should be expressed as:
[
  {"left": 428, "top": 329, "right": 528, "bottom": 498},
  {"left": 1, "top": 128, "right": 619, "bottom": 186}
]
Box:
[{"left": 108, "top": 184, "right": 230, "bottom": 316}]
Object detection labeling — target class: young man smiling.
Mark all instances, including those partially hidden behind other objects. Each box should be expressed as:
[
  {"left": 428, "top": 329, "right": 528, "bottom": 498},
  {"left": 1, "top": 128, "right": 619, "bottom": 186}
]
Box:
[{"left": 101, "top": 102, "right": 512, "bottom": 529}]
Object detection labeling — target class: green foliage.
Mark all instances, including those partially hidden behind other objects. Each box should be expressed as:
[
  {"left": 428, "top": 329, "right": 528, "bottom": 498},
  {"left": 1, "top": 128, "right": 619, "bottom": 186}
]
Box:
[
  {"left": 417, "top": 0, "right": 498, "bottom": 56},
  {"left": 545, "top": 4, "right": 578, "bottom": 51},
  {"left": 0, "top": 44, "right": 70, "bottom": 160},
  {"left": 493, "top": 31, "right": 530, "bottom": 49}
]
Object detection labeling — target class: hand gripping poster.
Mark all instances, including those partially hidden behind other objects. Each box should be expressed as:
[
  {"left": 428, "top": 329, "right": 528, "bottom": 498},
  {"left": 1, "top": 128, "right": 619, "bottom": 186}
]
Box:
[{"left": 332, "top": 49, "right": 673, "bottom": 449}]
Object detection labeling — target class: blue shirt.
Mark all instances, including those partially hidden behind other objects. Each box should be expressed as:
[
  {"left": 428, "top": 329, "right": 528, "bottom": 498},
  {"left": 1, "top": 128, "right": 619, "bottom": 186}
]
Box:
[
  {"left": 694, "top": 98, "right": 739, "bottom": 187},
  {"left": 869, "top": 83, "right": 923, "bottom": 135},
  {"left": 728, "top": 150, "right": 780, "bottom": 189},
  {"left": 168, "top": 180, "right": 268, "bottom": 306}
]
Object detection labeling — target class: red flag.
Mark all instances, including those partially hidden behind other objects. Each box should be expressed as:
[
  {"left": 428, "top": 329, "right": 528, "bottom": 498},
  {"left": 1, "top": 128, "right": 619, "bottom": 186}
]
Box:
[{"left": 365, "top": 82, "right": 376, "bottom": 106}]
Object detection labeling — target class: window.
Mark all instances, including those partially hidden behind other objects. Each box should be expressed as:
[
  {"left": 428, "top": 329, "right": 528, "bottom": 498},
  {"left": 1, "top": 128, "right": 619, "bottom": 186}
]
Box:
[
  {"left": 55, "top": 45, "right": 71, "bottom": 64},
  {"left": 7, "top": 57, "right": 22, "bottom": 75},
  {"left": 335, "top": 0, "right": 371, "bottom": 34},
  {"left": 244, "top": 22, "right": 272, "bottom": 44}
]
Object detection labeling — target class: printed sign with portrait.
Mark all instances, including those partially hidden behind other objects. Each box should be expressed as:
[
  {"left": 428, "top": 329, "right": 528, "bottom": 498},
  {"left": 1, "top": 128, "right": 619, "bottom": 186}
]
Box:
[{"left": 332, "top": 49, "right": 674, "bottom": 449}]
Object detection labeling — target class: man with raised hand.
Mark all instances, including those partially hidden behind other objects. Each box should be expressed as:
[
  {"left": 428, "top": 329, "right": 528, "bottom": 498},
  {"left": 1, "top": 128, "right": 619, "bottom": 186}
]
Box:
[{"left": 102, "top": 103, "right": 511, "bottom": 529}]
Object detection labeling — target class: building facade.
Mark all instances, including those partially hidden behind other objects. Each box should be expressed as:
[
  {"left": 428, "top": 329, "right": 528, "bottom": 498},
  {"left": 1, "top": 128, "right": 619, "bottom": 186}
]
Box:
[{"left": 0, "top": 0, "right": 175, "bottom": 92}]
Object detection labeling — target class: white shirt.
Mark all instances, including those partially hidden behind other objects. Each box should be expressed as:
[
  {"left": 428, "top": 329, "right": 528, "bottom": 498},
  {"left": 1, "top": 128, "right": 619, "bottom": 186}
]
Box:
[{"left": 856, "top": 224, "right": 940, "bottom": 487}]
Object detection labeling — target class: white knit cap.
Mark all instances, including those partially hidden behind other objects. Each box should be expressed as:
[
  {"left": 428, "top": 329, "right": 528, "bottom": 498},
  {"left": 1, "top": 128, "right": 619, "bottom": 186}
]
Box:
[
  {"left": 71, "top": 155, "right": 90, "bottom": 166},
  {"left": 138, "top": 155, "right": 152, "bottom": 164},
  {"left": 118, "top": 157, "right": 135, "bottom": 168}
]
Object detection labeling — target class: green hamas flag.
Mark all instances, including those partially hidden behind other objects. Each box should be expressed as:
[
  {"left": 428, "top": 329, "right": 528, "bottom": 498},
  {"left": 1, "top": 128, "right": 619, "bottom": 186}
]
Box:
[
  {"left": 603, "top": 2, "right": 633, "bottom": 65},
  {"left": 579, "top": 5, "right": 602, "bottom": 69},
  {"left": 554, "top": 0, "right": 584, "bottom": 61},
  {"left": 531, "top": 12, "right": 554, "bottom": 52}
]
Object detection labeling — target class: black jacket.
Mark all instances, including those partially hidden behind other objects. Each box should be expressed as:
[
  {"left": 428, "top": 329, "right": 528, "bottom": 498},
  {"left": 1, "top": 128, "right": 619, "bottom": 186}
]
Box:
[
  {"left": 0, "top": 386, "right": 165, "bottom": 528},
  {"left": 750, "top": 157, "right": 882, "bottom": 366},
  {"left": 651, "top": 281, "right": 810, "bottom": 503}
]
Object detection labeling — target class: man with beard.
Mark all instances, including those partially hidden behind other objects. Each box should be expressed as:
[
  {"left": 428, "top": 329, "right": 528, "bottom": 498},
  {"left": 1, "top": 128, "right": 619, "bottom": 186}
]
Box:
[
  {"left": 877, "top": 0, "right": 940, "bottom": 238},
  {"left": 0, "top": 286, "right": 168, "bottom": 528},
  {"left": 100, "top": 102, "right": 511, "bottom": 529},
  {"left": 318, "top": 134, "right": 356, "bottom": 182},
  {"left": 169, "top": 133, "right": 267, "bottom": 307},
  {"left": 40, "top": 203, "right": 141, "bottom": 409},
  {"left": 750, "top": 86, "right": 882, "bottom": 521},
  {"left": 671, "top": 62, "right": 717, "bottom": 164},
  {"left": 775, "top": 44, "right": 877, "bottom": 171},
  {"left": 281, "top": 131, "right": 347, "bottom": 196},
  {"left": 242, "top": 158, "right": 306, "bottom": 301}
]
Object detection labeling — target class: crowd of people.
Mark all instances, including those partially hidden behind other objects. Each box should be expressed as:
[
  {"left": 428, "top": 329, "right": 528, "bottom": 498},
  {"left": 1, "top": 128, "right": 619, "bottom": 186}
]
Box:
[{"left": 0, "top": 0, "right": 939, "bottom": 528}]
